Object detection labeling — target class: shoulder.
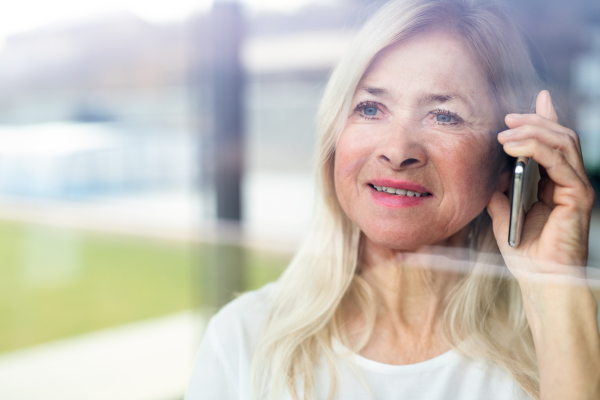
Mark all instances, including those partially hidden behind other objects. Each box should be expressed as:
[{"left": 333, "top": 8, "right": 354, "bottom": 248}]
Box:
[
  {"left": 186, "top": 285, "right": 277, "bottom": 400},
  {"left": 205, "top": 282, "right": 277, "bottom": 352}
]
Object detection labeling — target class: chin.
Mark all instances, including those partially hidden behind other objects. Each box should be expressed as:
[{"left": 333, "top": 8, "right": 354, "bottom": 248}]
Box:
[{"left": 362, "top": 227, "right": 443, "bottom": 251}]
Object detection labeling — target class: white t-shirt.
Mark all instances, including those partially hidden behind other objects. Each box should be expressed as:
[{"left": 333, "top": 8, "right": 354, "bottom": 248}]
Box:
[{"left": 185, "top": 282, "right": 532, "bottom": 400}]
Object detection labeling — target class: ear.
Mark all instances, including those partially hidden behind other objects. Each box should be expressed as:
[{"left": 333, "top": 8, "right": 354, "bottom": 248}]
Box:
[{"left": 496, "top": 169, "right": 510, "bottom": 193}]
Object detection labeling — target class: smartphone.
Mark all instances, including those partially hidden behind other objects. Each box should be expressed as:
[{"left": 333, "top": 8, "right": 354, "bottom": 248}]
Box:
[{"left": 508, "top": 156, "right": 535, "bottom": 247}]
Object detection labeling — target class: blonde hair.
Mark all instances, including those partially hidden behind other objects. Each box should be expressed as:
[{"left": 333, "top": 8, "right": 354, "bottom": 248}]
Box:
[{"left": 252, "top": 0, "right": 542, "bottom": 399}]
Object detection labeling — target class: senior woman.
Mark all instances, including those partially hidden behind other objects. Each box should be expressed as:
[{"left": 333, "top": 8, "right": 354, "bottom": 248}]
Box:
[{"left": 186, "top": 0, "right": 600, "bottom": 399}]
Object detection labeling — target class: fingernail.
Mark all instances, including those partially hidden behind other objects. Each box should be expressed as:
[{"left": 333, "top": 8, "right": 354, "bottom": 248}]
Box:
[
  {"left": 498, "top": 130, "right": 513, "bottom": 137},
  {"left": 504, "top": 141, "right": 521, "bottom": 147},
  {"left": 507, "top": 113, "right": 523, "bottom": 118}
]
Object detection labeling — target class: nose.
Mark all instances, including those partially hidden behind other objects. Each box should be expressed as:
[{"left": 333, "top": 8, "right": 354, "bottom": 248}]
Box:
[{"left": 376, "top": 118, "right": 427, "bottom": 170}]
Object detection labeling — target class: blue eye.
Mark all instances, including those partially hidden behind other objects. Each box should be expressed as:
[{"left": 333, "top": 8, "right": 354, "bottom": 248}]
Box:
[
  {"left": 364, "top": 107, "right": 378, "bottom": 116},
  {"left": 432, "top": 109, "right": 460, "bottom": 125},
  {"left": 436, "top": 114, "right": 452, "bottom": 123},
  {"left": 354, "top": 101, "right": 382, "bottom": 119}
]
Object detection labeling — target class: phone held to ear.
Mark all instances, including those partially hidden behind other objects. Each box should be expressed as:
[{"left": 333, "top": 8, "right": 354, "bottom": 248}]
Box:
[{"left": 508, "top": 156, "right": 535, "bottom": 247}]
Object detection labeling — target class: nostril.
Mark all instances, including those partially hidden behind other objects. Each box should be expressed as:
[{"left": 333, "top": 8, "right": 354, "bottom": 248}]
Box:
[
  {"left": 400, "top": 158, "right": 420, "bottom": 168},
  {"left": 378, "top": 153, "right": 424, "bottom": 169}
]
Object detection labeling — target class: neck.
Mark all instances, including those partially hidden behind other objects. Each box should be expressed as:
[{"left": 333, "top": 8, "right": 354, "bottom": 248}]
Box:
[
  {"left": 359, "top": 236, "right": 464, "bottom": 330},
  {"left": 343, "top": 229, "right": 469, "bottom": 364}
]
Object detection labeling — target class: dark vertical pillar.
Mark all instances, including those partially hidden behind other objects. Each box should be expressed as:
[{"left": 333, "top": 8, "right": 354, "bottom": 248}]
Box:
[
  {"left": 213, "top": 1, "right": 244, "bottom": 222},
  {"left": 209, "top": 0, "right": 245, "bottom": 308}
]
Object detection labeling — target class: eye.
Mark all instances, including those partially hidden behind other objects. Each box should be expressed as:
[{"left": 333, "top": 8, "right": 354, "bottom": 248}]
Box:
[
  {"left": 354, "top": 101, "right": 383, "bottom": 120},
  {"left": 436, "top": 114, "right": 452, "bottom": 123},
  {"left": 430, "top": 109, "right": 461, "bottom": 126},
  {"left": 364, "top": 106, "right": 378, "bottom": 116}
]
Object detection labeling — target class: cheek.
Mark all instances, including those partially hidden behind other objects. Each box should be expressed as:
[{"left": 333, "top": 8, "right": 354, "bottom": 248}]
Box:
[
  {"left": 334, "top": 130, "right": 375, "bottom": 202},
  {"left": 435, "top": 136, "right": 498, "bottom": 202}
]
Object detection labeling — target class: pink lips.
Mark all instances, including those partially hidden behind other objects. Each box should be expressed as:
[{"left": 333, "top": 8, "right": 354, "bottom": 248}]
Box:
[{"left": 368, "top": 179, "right": 432, "bottom": 208}]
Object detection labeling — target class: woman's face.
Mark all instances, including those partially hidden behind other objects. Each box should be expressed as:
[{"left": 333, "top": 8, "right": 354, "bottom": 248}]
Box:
[{"left": 334, "top": 30, "right": 505, "bottom": 250}]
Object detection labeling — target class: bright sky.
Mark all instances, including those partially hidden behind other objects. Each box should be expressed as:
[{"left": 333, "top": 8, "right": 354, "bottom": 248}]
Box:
[{"left": 0, "top": 0, "right": 316, "bottom": 48}]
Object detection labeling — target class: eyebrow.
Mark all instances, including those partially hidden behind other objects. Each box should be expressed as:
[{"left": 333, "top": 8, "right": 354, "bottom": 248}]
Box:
[
  {"left": 417, "top": 92, "right": 474, "bottom": 113},
  {"left": 358, "top": 85, "right": 391, "bottom": 98}
]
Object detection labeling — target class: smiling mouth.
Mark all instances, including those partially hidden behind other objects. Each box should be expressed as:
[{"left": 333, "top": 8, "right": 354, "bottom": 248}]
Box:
[{"left": 369, "top": 184, "right": 432, "bottom": 197}]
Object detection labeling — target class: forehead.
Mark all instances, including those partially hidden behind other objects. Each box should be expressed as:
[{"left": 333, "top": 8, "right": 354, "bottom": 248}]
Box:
[{"left": 359, "top": 30, "right": 490, "bottom": 103}]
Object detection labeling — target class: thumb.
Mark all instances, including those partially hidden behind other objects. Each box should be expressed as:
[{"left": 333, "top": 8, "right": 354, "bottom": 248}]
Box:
[
  {"left": 535, "top": 90, "right": 558, "bottom": 122},
  {"left": 486, "top": 191, "right": 511, "bottom": 250}
]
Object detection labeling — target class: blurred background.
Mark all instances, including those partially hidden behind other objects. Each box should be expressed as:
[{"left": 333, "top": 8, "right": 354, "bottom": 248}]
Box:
[{"left": 0, "top": 0, "right": 599, "bottom": 399}]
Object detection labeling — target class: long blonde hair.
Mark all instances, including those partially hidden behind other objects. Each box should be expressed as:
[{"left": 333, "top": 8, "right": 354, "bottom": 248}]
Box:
[{"left": 252, "top": 0, "right": 542, "bottom": 399}]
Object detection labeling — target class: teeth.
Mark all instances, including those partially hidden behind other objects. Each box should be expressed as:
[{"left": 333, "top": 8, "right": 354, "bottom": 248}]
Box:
[{"left": 373, "top": 185, "right": 428, "bottom": 197}]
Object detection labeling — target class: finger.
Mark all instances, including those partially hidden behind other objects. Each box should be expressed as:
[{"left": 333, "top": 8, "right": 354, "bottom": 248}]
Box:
[
  {"left": 498, "top": 125, "right": 585, "bottom": 180},
  {"left": 536, "top": 90, "right": 558, "bottom": 122},
  {"left": 537, "top": 168, "right": 556, "bottom": 209},
  {"left": 505, "top": 113, "right": 565, "bottom": 132},
  {"left": 504, "top": 90, "right": 582, "bottom": 157},
  {"left": 504, "top": 113, "right": 582, "bottom": 156},
  {"left": 486, "top": 190, "right": 511, "bottom": 252},
  {"left": 503, "top": 139, "right": 586, "bottom": 194}
]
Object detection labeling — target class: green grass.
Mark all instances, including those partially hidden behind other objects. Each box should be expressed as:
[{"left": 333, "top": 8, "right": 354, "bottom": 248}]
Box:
[{"left": 0, "top": 221, "right": 289, "bottom": 354}]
